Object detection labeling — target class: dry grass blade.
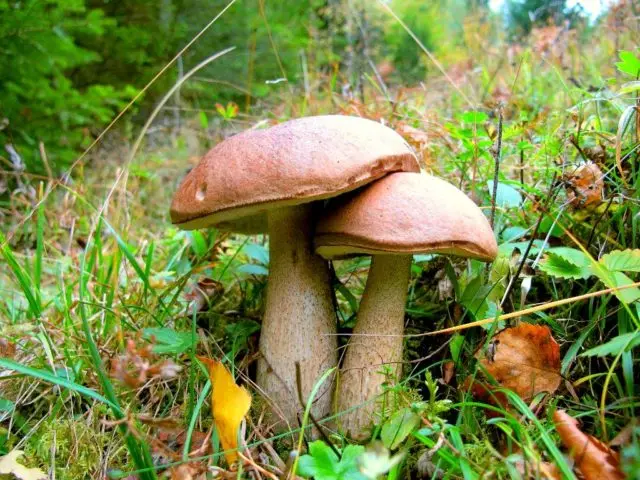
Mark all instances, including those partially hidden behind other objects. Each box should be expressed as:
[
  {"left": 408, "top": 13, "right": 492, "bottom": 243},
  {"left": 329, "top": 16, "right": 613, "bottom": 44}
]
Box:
[{"left": 418, "top": 281, "right": 640, "bottom": 336}]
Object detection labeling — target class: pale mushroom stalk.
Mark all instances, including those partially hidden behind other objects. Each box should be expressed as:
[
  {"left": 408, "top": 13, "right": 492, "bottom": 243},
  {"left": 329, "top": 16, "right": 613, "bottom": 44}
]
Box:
[
  {"left": 338, "top": 254, "right": 412, "bottom": 436},
  {"left": 315, "top": 172, "right": 498, "bottom": 438},
  {"left": 258, "top": 204, "right": 336, "bottom": 426}
]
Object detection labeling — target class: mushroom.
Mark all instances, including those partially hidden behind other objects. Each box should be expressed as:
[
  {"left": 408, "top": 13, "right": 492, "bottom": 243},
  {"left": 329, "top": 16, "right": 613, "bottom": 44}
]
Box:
[
  {"left": 314, "top": 172, "right": 498, "bottom": 437},
  {"left": 170, "top": 115, "right": 418, "bottom": 429}
]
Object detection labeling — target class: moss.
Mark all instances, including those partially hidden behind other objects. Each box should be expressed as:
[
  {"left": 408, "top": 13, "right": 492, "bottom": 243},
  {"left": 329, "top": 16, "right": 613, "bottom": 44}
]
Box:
[{"left": 23, "top": 418, "right": 127, "bottom": 480}]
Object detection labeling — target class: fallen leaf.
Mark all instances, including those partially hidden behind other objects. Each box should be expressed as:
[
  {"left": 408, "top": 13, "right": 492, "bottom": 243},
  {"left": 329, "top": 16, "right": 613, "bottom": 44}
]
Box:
[
  {"left": 184, "top": 277, "right": 224, "bottom": 314},
  {"left": 510, "top": 456, "right": 561, "bottom": 479},
  {"left": 564, "top": 162, "right": 604, "bottom": 209},
  {"left": 396, "top": 122, "right": 429, "bottom": 150},
  {"left": 199, "top": 357, "right": 251, "bottom": 465},
  {"left": 442, "top": 361, "right": 455, "bottom": 385},
  {"left": 553, "top": 410, "right": 624, "bottom": 480},
  {"left": 0, "top": 450, "right": 47, "bottom": 480},
  {"left": 610, "top": 420, "right": 637, "bottom": 447},
  {"left": 110, "top": 337, "right": 182, "bottom": 388},
  {"left": 168, "top": 462, "right": 208, "bottom": 480},
  {"left": 466, "top": 324, "right": 561, "bottom": 409},
  {"left": 0, "top": 338, "right": 16, "bottom": 358}
]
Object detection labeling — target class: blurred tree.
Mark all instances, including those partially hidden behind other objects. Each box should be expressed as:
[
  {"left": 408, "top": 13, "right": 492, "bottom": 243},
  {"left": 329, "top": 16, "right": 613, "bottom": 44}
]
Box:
[
  {"left": 0, "top": 0, "right": 337, "bottom": 173},
  {"left": 381, "top": 0, "right": 470, "bottom": 83},
  {"left": 505, "top": 0, "right": 585, "bottom": 37},
  {"left": 0, "top": 0, "right": 135, "bottom": 173}
]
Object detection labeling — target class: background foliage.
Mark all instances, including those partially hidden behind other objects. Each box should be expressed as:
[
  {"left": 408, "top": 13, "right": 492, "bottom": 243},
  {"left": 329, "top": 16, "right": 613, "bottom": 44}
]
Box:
[{"left": 0, "top": 0, "right": 597, "bottom": 173}]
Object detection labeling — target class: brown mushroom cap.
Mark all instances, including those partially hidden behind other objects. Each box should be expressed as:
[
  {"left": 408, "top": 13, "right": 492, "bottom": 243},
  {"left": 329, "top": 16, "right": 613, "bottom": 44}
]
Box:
[
  {"left": 170, "top": 115, "right": 419, "bottom": 232},
  {"left": 315, "top": 172, "right": 498, "bottom": 261}
]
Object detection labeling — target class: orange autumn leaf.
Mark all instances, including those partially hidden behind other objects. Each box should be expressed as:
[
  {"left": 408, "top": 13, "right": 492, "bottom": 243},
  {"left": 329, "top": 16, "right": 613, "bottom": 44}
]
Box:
[
  {"left": 565, "top": 162, "right": 604, "bottom": 209},
  {"left": 466, "top": 324, "right": 561, "bottom": 409},
  {"left": 553, "top": 410, "right": 624, "bottom": 480},
  {"left": 198, "top": 357, "right": 251, "bottom": 465}
]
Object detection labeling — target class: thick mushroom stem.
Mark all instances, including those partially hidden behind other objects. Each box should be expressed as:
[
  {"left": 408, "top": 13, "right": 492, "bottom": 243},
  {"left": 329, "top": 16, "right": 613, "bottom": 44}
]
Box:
[
  {"left": 257, "top": 204, "right": 337, "bottom": 430},
  {"left": 337, "top": 254, "right": 412, "bottom": 438}
]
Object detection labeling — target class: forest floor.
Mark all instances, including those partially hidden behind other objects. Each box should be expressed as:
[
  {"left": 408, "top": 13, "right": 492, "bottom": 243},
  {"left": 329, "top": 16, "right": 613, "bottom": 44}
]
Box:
[{"left": 1, "top": 6, "right": 640, "bottom": 480}]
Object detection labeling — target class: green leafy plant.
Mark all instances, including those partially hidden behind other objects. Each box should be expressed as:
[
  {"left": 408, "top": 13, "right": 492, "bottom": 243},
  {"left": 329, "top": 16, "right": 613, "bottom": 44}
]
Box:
[
  {"left": 297, "top": 441, "right": 368, "bottom": 480},
  {"left": 616, "top": 50, "right": 640, "bottom": 78},
  {"left": 539, "top": 248, "right": 640, "bottom": 305}
]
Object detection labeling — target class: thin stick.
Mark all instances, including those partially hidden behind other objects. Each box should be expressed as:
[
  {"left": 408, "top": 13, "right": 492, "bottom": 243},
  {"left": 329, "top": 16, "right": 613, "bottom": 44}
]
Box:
[
  {"left": 423, "top": 281, "right": 640, "bottom": 336},
  {"left": 489, "top": 106, "right": 504, "bottom": 231}
]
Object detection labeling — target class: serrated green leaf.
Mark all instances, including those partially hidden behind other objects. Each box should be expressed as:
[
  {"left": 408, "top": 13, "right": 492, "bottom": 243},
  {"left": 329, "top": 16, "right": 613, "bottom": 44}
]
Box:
[
  {"left": 616, "top": 50, "right": 640, "bottom": 78},
  {"left": 581, "top": 332, "right": 640, "bottom": 357},
  {"left": 546, "top": 247, "right": 590, "bottom": 268},
  {"left": 601, "top": 249, "right": 640, "bottom": 273},
  {"left": 459, "top": 110, "right": 488, "bottom": 124},
  {"left": 381, "top": 408, "right": 421, "bottom": 450},
  {"left": 596, "top": 270, "right": 640, "bottom": 305},
  {"left": 297, "top": 441, "right": 367, "bottom": 480},
  {"left": 539, "top": 250, "right": 593, "bottom": 280}
]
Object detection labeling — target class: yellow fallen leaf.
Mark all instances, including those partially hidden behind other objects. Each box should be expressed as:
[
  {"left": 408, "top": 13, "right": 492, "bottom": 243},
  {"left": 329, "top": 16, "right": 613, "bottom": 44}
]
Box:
[
  {"left": 199, "top": 357, "right": 251, "bottom": 465},
  {"left": 0, "top": 450, "right": 47, "bottom": 480}
]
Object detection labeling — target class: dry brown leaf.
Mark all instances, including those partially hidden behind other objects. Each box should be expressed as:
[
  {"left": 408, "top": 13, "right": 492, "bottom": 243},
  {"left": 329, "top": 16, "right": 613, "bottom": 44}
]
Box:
[
  {"left": 395, "top": 122, "right": 429, "bottom": 150},
  {"left": 565, "top": 162, "right": 604, "bottom": 209},
  {"left": 466, "top": 324, "right": 561, "bottom": 409},
  {"left": 110, "top": 337, "right": 182, "bottom": 388},
  {"left": 198, "top": 357, "right": 251, "bottom": 466},
  {"left": 442, "top": 361, "right": 455, "bottom": 385},
  {"left": 610, "top": 420, "right": 637, "bottom": 447},
  {"left": 553, "top": 410, "right": 624, "bottom": 480},
  {"left": 184, "top": 277, "right": 224, "bottom": 314},
  {"left": 0, "top": 337, "right": 16, "bottom": 358},
  {"left": 168, "top": 462, "right": 208, "bottom": 480},
  {"left": 511, "top": 456, "right": 561, "bottom": 480},
  {"left": 0, "top": 450, "right": 47, "bottom": 480}
]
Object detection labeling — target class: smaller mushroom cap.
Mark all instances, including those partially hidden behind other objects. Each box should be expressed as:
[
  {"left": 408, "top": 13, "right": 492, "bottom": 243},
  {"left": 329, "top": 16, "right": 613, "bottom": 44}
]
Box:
[{"left": 315, "top": 172, "right": 498, "bottom": 261}]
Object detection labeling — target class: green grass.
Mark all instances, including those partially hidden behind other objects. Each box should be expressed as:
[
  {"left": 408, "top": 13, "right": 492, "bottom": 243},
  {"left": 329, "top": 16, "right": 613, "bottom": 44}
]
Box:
[{"left": 1, "top": 3, "right": 639, "bottom": 479}]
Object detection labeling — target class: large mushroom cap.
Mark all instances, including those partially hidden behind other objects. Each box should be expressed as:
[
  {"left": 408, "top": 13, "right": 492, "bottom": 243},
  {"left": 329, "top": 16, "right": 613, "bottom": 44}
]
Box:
[
  {"left": 170, "top": 115, "right": 419, "bottom": 232},
  {"left": 315, "top": 172, "right": 498, "bottom": 261}
]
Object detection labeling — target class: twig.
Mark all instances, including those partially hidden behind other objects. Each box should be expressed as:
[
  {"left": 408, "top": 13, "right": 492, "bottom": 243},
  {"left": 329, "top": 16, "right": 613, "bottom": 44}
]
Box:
[
  {"left": 500, "top": 173, "right": 559, "bottom": 308},
  {"left": 423, "top": 280, "right": 640, "bottom": 336},
  {"left": 489, "top": 106, "right": 504, "bottom": 232}
]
